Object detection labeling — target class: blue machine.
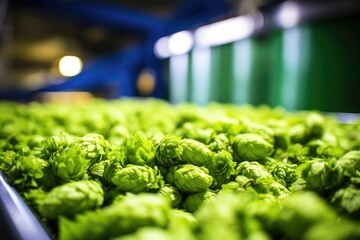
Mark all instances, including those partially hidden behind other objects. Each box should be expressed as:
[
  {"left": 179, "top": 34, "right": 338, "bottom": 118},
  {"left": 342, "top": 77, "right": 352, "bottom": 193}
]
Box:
[{"left": 9, "top": 0, "right": 230, "bottom": 100}]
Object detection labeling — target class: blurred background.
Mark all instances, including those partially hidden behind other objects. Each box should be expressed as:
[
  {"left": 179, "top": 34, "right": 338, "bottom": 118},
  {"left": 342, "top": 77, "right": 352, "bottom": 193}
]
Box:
[{"left": 0, "top": 0, "right": 359, "bottom": 112}]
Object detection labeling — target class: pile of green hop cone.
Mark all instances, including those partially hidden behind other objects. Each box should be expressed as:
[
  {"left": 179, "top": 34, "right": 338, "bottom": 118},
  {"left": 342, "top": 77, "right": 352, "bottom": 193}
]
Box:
[{"left": 0, "top": 98, "right": 360, "bottom": 240}]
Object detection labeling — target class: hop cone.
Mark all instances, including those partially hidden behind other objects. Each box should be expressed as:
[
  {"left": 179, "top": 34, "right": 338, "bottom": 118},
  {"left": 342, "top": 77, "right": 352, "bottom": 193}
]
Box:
[
  {"left": 155, "top": 136, "right": 183, "bottom": 166},
  {"left": 37, "top": 134, "right": 73, "bottom": 161},
  {"left": 335, "top": 151, "right": 360, "bottom": 179},
  {"left": 232, "top": 133, "right": 274, "bottom": 162},
  {"left": 255, "top": 178, "right": 290, "bottom": 197},
  {"left": 157, "top": 184, "right": 182, "bottom": 208},
  {"left": 58, "top": 193, "right": 171, "bottom": 240},
  {"left": 110, "top": 164, "right": 164, "bottom": 193},
  {"left": 165, "top": 164, "right": 213, "bottom": 193},
  {"left": 268, "top": 161, "right": 297, "bottom": 187},
  {"left": 206, "top": 150, "right": 236, "bottom": 188},
  {"left": 180, "top": 139, "right": 213, "bottom": 166},
  {"left": 183, "top": 191, "right": 217, "bottom": 213},
  {"left": 235, "top": 161, "right": 273, "bottom": 181},
  {"left": 51, "top": 146, "right": 90, "bottom": 181},
  {"left": 207, "top": 133, "right": 231, "bottom": 153},
  {"left": 12, "top": 155, "right": 50, "bottom": 189},
  {"left": 103, "top": 160, "right": 123, "bottom": 184},
  {"left": 37, "top": 180, "right": 104, "bottom": 219},
  {"left": 126, "top": 132, "right": 156, "bottom": 166},
  {"left": 77, "top": 133, "right": 110, "bottom": 164},
  {"left": 297, "top": 159, "right": 332, "bottom": 190}
]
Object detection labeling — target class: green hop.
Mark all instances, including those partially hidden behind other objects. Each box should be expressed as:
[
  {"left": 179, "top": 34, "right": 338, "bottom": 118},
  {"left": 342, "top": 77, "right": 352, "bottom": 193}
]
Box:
[
  {"left": 335, "top": 151, "right": 360, "bottom": 178},
  {"left": 254, "top": 178, "right": 290, "bottom": 197},
  {"left": 126, "top": 132, "right": 156, "bottom": 167},
  {"left": 179, "top": 122, "right": 216, "bottom": 144},
  {"left": 12, "top": 155, "right": 50, "bottom": 188},
  {"left": 183, "top": 191, "right": 217, "bottom": 213},
  {"left": 110, "top": 164, "right": 163, "bottom": 193},
  {"left": 244, "top": 122, "right": 274, "bottom": 144},
  {"left": 165, "top": 164, "right": 213, "bottom": 193},
  {"left": 180, "top": 139, "right": 213, "bottom": 166},
  {"left": 157, "top": 184, "right": 182, "bottom": 208},
  {"left": 267, "top": 161, "right": 297, "bottom": 187},
  {"left": 207, "top": 133, "right": 231, "bottom": 153},
  {"left": 288, "top": 124, "right": 307, "bottom": 144},
  {"left": 305, "top": 112, "right": 325, "bottom": 140},
  {"left": 276, "top": 191, "right": 337, "bottom": 240},
  {"left": 331, "top": 185, "right": 360, "bottom": 215},
  {"left": 0, "top": 150, "right": 16, "bottom": 173},
  {"left": 206, "top": 150, "right": 236, "bottom": 188},
  {"left": 297, "top": 159, "right": 333, "bottom": 190},
  {"left": 37, "top": 180, "right": 104, "bottom": 219},
  {"left": 76, "top": 133, "right": 110, "bottom": 164},
  {"left": 37, "top": 133, "right": 73, "bottom": 160},
  {"left": 51, "top": 147, "right": 90, "bottom": 181},
  {"left": 155, "top": 136, "right": 183, "bottom": 166},
  {"left": 58, "top": 193, "right": 171, "bottom": 240},
  {"left": 235, "top": 161, "right": 273, "bottom": 181},
  {"left": 232, "top": 133, "right": 274, "bottom": 162}
]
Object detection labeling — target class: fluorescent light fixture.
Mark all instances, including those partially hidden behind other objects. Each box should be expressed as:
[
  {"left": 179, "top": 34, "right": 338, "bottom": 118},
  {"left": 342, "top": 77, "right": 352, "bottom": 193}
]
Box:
[
  {"left": 58, "top": 56, "right": 83, "bottom": 77},
  {"left": 168, "top": 30, "right": 193, "bottom": 55},
  {"left": 194, "top": 15, "right": 255, "bottom": 48},
  {"left": 276, "top": 1, "right": 301, "bottom": 28},
  {"left": 154, "top": 36, "right": 170, "bottom": 59}
]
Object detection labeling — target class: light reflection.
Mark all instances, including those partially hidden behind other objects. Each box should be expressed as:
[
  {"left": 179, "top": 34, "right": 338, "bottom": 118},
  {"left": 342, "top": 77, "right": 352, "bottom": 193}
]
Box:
[
  {"left": 58, "top": 56, "right": 82, "bottom": 77},
  {"left": 232, "top": 39, "right": 252, "bottom": 104},
  {"left": 276, "top": 1, "right": 301, "bottom": 28},
  {"left": 154, "top": 36, "right": 170, "bottom": 58},
  {"left": 191, "top": 47, "right": 211, "bottom": 105},
  {"left": 169, "top": 54, "right": 189, "bottom": 104},
  {"left": 168, "top": 31, "right": 193, "bottom": 55},
  {"left": 281, "top": 27, "right": 309, "bottom": 110}
]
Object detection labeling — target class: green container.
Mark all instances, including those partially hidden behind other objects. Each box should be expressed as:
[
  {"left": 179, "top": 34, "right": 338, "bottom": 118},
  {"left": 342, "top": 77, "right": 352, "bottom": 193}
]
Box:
[
  {"left": 168, "top": 14, "right": 360, "bottom": 113},
  {"left": 232, "top": 38, "right": 268, "bottom": 105},
  {"left": 268, "top": 16, "right": 360, "bottom": 113},
  {"left": 267, "top": 25, "right": 311, "bottom": 111},
  {"left": 208, "top": 44, "right": 233, "bottom": 103},
  {"left": 186, "top": 38, "right": 268, "bottom": 106},
  {"left": 168, "top": 54, "right": 191, "bottom": 104},
  {"left": 305, "top": 18, "right": 360, "bottom": 113}
]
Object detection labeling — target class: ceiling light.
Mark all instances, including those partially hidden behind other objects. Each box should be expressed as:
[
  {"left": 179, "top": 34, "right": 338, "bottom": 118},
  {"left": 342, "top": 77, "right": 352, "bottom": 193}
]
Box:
[{"left": 58, "top": 56, "right": 83, "bottom": 77}]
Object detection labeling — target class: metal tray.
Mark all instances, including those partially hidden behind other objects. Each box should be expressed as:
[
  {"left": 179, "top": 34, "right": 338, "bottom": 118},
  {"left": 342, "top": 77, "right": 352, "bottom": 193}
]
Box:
[{"left": 0, "top": 173, "right": 51, "bottom": 240}]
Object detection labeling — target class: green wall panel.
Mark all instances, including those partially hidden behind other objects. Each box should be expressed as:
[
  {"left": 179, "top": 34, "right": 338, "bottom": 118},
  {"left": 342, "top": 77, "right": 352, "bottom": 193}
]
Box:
[{"left": 168, "top": 15, "right": 360, "bottom": 113}]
